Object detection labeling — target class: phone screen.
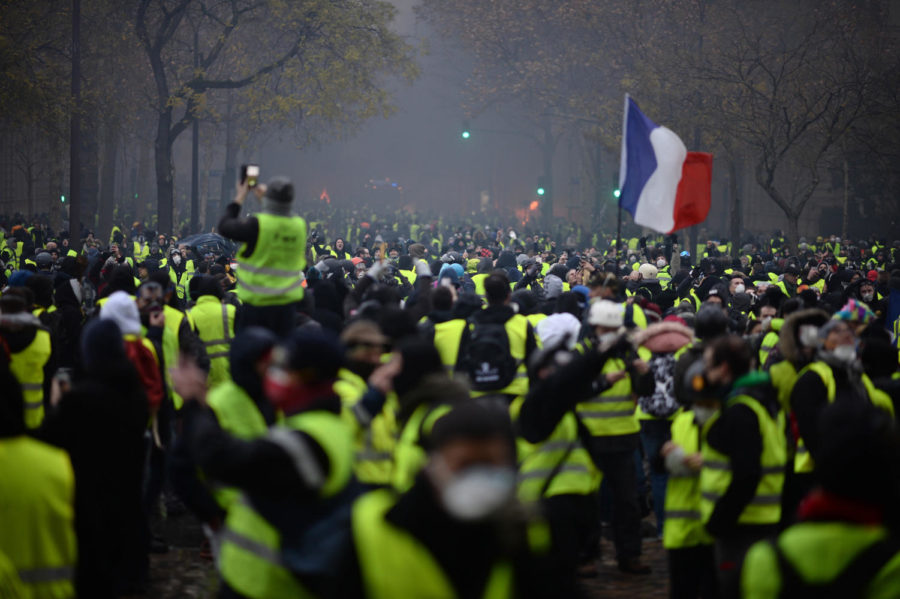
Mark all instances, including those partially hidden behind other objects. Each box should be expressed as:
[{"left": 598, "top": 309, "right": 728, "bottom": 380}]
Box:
[{"left": 246, "top": 165, "right": 260, "bottom": 188}]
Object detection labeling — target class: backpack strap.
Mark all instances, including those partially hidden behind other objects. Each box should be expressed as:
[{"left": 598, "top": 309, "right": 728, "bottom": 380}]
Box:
[
  {"left": 774, "top": 535, "right": 900, "bottom": 599},
  {"left": 537, "top": 437, "right": 578, "bottom": 498}
]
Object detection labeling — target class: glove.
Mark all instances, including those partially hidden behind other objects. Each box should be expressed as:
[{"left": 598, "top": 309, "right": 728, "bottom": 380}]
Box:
[{"left": 367, "top": 260, "right": 387, "bottom": 280}]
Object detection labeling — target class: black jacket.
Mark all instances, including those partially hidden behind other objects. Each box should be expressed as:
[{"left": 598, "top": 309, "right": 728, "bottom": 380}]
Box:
[
  {"left": 334, "top": 472, "right": 571, "bottom": 599},
  {"left": 705, "top": 375, "right": 782, "bottom": 538}
]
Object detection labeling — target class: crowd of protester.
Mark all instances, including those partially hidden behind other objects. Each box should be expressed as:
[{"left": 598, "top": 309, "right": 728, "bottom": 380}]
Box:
[{"left": 2, "top": 175, "right": 900, "bottom": 599}]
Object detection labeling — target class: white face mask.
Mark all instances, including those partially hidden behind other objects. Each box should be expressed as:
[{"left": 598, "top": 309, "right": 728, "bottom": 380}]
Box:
[
  {"left": 693, "top": 406, "right": 718, "bottom": 426},
  {"left": 734, "top": 284, "right": 746, "bottom": 294},
  {"left": 832, "top": 344, "right": 857, "bottom": 364},
  {"left": 861, "top": 292, "right": 874, "bottom": 303},
  {"left": 440, "top": 466, "right": 516, "bottom": 522},
  {"left": 597, "top": 331, "right": 619, "bottom": 349},
  {"left": 656, "top": 259, "right": 666, "bottom": 269},
  {"left": 172, "top": 254, "right": 182, "bottom": 266}
]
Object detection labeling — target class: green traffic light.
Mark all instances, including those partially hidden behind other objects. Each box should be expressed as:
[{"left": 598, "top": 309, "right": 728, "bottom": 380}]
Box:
[
  {"left": 461, "top": 131, "right": 470, "bottom": 139},
  {"left": 536, "top": 187, "right": 546, "bottom": 196},
  {"left": 60, "top": 195, "right": 66, "bottom": 203},
  {"left": 613, "top": 188, "right": 621, "bottom": 198}
]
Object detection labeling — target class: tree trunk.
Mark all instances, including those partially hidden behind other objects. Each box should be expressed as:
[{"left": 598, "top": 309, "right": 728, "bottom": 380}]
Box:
[
  {"left": 25, "top": 161, "right": 35, "bottom": 218},
  {"left": 728, "top": 156, "right": 742, "bottom": 258},
  {"left": 81, "top": 121, "right": 100, "bottom": 231},
  {"left": 155, "top": 111, "right": 174, "bottom": 235},
  {"left": 842, "top": 156, "right": 849, "bottom": 242},
  {"left": 98, "top": 120, "right": 118, "bottom": 242},
  {"left": 219, "top": 91, "right": 237, "bottom": 220},
  {"left": 68, "top": 0, "right": 82, "bottom": 250},
  {"left": 136, "top": 140, "right": 150, "bottom": 223},
  {"left": 786, "top": 213, "right": 800, "bottom": 253}
]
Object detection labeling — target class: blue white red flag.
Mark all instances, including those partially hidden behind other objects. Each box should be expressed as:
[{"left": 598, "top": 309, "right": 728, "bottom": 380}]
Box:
[{"left": 618, "top": 95, "right": 712, "bottom": 234}]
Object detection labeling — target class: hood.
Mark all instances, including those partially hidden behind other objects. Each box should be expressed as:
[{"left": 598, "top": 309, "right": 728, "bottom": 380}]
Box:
[
  {"left": 99, "top": 291, "right": 141, "bottom": 336},
  {"left": 80, "top": 318, "right": 129, "bottom": 376},
  {"left": 544, "top": 274, "right": 563, "bottom": 299},
  {"left": 779, "top": 308, "right": 831, "bottom": 364},
  {"left": 632, "top": 320, "right": 694, "bottom": 354},
  {"left": 230, "top": 327, "right": 279, "bottom": 416},
  {"left": 496, "top": 251, "right": 517, "bottom": 269}
]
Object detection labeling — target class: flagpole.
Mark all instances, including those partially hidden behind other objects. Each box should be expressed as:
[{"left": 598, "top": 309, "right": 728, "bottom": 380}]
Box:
[
  {"left": 616, "top": 204, "right": 622, "bottom": 266},
  {"left": 616, "top": 93, "right": 628, "bottom": 269}
]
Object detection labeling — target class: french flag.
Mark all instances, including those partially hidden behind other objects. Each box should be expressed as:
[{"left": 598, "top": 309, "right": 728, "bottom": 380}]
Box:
[{"left": 618, "top": 95, "right": 713, "bottom": 234}]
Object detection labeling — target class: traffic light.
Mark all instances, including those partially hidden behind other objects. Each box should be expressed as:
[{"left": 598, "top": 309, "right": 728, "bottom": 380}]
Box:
[
  {"left": 613, "top": 188, "right": 621, "bottom": 199},
  {"left": 60, "top": 194, "right": 66, "bottom": 203},
  {"left": 536, "top": 175, "right": 548, "bottom": 196},
  {"left": 461, "top": 121, "right": 471, "bottom": 140}
]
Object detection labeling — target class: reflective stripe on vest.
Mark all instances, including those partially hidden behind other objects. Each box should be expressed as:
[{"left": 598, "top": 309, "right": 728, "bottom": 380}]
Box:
[
  {"left": 353, "top": 489, "right": 516, "bottom": 599},
  {"left": 189, "top": 297, "right": 234, "bottom": 389},
  {"left": 236, "top": 213, "right": 307, "bottom": 306},
  {"left": 218, "top": 411, "right": 350, "bottom": 599},
  {"left": 336, "top": 369, "right": 397, "bottom": 486},
  {"left": 663, "top": 410, "right": 713, "bottom": 550},
  {"left": 794, "top": 362, "right": 894, "bottom": 473},
  {"left": 0, "top": 436, "right": 76, "bottom": 599},
  {"left": 433, "top": 319, "right": 467, "bottom": 375},
  {"left": 576, "top": 357, "right": 639, "bottom": 437},
  {"left": 392, "top": 403, "right": 452, "bottom": 493},
  {"left": 512, "top": 399, "right": 600, "bottom": 502},
  {"left": 9, "top": 328, "right": 51, "bottom": 429},
  {"left": 470, "top": 313, "right": 532, "bottom": 399},
  {"left": 206, "top": 381, "right": 270, "bottom": 510},
  {"left": 700, "top": 396, "right": 786, "bottom": 525}
]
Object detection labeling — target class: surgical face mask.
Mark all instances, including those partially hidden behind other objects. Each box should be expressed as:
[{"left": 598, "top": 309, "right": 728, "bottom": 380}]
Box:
[
  {"left": 440, "top": 466, "right": 516, "bottom": 521},
  {"left": 596, "top": 331, "right": 619, "bottom": 348},
  {"left": 734, "top": 283, "right": 746, "bottom": 294},
  {"left": 832, "top": 344, "right": 857, "bottom": 364},
  {"left": 861, "top": 292, "right": 874, "bottom": 303},
  {"left": 656, "top": 259, "right": 666, "bottom": 269},
  {"left": 799, "top": 325, "right": 820, "bottom": 348},
  {"left": 693, "top": 406, "right": 718, "bottom": 426}
]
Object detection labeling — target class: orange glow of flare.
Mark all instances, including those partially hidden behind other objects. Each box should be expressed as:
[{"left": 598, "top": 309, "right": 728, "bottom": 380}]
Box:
[
  {"left": 320, "top": 188, "right": 331, "bottom": 204},
  {"left": 529, "top": 200, "right": 539, "bottom": 211}
]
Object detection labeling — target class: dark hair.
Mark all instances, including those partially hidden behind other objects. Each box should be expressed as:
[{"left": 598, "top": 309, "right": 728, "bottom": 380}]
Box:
[
  {"left": 430, "top": 401, "right": 516, "bottom": 460},
  {"left": 707, "top": 335, "right": 752, "bottom": 379},
  {"left": 484, "top": 273, "right": 510, "bottom": 306},
  {"left": 431, "top": 286, "right": 454, "bottom": 312}
]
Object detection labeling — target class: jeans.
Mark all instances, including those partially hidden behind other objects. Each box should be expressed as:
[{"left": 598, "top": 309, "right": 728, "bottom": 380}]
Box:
[{"left": 640, "top": 419, "right": 672, "bottom": 536}]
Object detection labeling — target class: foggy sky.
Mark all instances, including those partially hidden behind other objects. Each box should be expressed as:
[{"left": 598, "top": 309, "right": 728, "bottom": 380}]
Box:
[{"left": 257, "top": 0, "right": 545, "bottom": 219}]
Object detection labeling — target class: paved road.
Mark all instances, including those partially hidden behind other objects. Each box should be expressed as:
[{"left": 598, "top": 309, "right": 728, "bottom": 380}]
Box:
[{"left": 139, "top": 513, "right": 670, "bottom": 598}]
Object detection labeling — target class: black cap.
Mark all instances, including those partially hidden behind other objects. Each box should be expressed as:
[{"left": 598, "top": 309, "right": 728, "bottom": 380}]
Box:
[{"left": 265, "top": 176, "right": 294, "bottom": 203}]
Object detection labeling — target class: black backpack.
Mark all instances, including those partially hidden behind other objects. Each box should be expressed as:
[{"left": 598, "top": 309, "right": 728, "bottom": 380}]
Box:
[{"left": 456, "top": 318, "right": 518, "bottom": 391}]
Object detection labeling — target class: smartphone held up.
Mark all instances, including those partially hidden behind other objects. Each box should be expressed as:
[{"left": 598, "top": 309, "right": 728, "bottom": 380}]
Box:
[{"left": 240, "top": 164, "right": 260, "bottom": 188}]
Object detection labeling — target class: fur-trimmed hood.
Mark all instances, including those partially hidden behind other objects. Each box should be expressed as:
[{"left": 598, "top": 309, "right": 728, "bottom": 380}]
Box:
[
  {"left": 633, "top": 320, "right": 694, "bottom": 354},
  {"left": 779, "top": 308, "right": 831, "bottom": 364}
]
